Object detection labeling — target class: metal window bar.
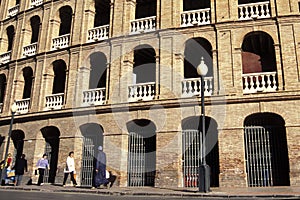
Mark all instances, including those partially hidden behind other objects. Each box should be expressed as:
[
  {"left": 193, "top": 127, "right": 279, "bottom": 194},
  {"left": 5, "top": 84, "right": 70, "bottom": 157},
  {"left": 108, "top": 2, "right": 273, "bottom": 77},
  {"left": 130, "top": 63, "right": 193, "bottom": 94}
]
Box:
[
  {"left": 43, "top": 142, "right": 51, "bottom": 183},
  {"left": 81, "top": 137, "right": 95, "bottom": 187},
  {"left": 128, "top": 132, "right": 146, "bottom": 187},
  {"left": 182, "top": 130, "right": 203, "bottom": 188}
]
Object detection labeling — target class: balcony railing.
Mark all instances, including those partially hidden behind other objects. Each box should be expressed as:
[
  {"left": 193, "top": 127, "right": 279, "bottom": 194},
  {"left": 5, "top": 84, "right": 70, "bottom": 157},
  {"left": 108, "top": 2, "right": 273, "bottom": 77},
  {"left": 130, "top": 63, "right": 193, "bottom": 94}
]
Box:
[
  {"left": 82, "top": 88, "right": 106, "bottom": 106},
  {"left": 0, "top": 51, "right": 12, "bottom": 64},
  {"left": 8, "top": 4, "right": 20, "bottom": 17},
  {"left": 51, "top": 34, "right": 70, "bottom": 50},
  {"left": 182, "top": 77, "right": 213, "bottom": 97},
  {"left": 130, "top": 16, "right": 156, "bottom": 34},
  {"left": 15, "top": 98, "right": 30, "bottom": 114},
  {"left": 30, "top": 0, "right": 43, "bottom": 7},
  {"left": 23, "top": 43, "right": 37, "bottom": 57},
  {"left": 238, "top": 1, "right": 270, "bottom": 20},
  {"left": 242, "top": 71, "right": 277, "bottom": 94},
  {"left": 128, "top": 82, "right": 155, "bottom": 102},
  {"left": 87, "top": 25, "right": 109, "bottom": 42},
  {"left": 181, "top": 8, "right": 211, "bottom": 27},
  {"left": 45, "top": 93, "right": 64, "bottom": 110}
]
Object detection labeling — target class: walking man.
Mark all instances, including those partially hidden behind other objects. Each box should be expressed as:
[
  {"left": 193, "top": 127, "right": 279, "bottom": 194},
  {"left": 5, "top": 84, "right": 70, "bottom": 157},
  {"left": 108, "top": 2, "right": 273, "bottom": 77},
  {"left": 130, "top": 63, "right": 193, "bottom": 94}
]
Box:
[
  {"left": 94, "top": 146, "right": 109, "bottom": 189},
  {"left": 14, "top": 154, "right": 28, "bottom": 186}
]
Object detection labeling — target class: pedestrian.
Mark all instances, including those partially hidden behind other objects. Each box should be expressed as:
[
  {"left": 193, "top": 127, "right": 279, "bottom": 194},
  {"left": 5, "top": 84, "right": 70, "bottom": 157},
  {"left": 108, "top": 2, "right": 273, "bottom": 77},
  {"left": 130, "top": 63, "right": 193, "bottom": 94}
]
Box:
[
  {"left": 36, "top": 154, "right": 49, "bottom": 186},
  {"left": 93, "top": 146, "right": 109, "bottom": 189},
  {"left": 14, "top": 154, "right": 28, "bottom": 186},
  {"left": 62, "top": 151, "right": 77, "bottom": 187}
]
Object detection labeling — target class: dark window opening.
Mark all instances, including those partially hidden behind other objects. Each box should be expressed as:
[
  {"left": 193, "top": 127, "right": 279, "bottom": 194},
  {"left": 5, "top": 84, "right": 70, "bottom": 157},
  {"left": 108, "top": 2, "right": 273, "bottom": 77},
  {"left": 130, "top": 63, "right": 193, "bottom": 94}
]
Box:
[
  {"left": 30, "top": 16, "right": 41, "bottom": 43},
  {"left": 242, "top": 31, "right": 276, "bottom": 73},
  {"left": 183, "top": 0, "right": 210, "bottom": 11},
  {"left": 133, "top": 45, "right": 156, "bottom": 83},
  {"left": 16, "top": 0, "right": 20, "bottom": 5},
  {"left": 135, "top": 0, "right": 156, "bottom": 19},
  {"left": 7, "top": 26, "right": 15, "bottom": 51},
  {"left": 0, "top": 74, "right": 7, "bottom": 104},
  {"left": 184, "top": 38, "right": 213, "bottom": 78},
  {"left": 89, "top": 52, "right": 107, "bottom": 89},
  {"left": 22, "top": 67, "right": 33, "bottom": 99},
  {"left": 94, "top": 0, "right": 111, "bottom": 27},
  {"left": 59, "top": 6, "right": 72, "bottom": 35},
  {"left": 52, "top": 60, "right": 66, "bottom": 94},
  {"left": 238, "top": 0, "right": 263, "bottom": 4},
  {"left": 11, "top": 130, "right": 25, "bottom": 161}
]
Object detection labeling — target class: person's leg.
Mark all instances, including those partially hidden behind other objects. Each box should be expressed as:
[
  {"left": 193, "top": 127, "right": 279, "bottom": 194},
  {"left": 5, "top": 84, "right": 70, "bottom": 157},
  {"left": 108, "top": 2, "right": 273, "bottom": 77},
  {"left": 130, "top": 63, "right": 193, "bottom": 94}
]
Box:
[
  {"left": 14, "top": 175, "right": 18, "bottom": 186},
  {"left": 38, "top": 169, "right": 44, "bottom": 185},
  {"left": 70, "top": 171, "right": 77, "bottom": 185},
  {"left": 62, "top": 173, "right": 69, "bottom": 186},
  {"left": 17, "top": 175, "right": 23, "bottom": 186}
]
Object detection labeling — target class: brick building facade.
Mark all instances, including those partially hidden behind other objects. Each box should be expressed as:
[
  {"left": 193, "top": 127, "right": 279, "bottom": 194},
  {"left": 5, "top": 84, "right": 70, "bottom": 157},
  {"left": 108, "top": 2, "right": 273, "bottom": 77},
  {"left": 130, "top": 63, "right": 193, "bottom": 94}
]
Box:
[{"left": 0, "top": 0, "right": 299, "bottom": 188}]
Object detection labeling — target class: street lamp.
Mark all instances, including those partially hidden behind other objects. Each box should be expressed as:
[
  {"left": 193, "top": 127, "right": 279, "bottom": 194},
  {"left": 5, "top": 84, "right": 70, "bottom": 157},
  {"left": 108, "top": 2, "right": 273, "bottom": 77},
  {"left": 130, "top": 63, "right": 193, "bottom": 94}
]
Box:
[
  {"left": 0, "top": 101, "right": 18, "bottom": 185},
  {"left": 197, "top": 57, "right": 210, "bottom": 193}
]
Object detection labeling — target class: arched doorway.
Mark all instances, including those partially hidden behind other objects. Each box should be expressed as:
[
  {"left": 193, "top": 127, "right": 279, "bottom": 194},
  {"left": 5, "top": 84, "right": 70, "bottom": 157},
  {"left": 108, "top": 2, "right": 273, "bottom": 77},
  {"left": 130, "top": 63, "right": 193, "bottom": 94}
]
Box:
[
  {"left": 79, "top": 123, "right": 104, "bottom": 187},
  {"left": 127, "top": 119, "right": 156, "bottom": 187},
  {"left": 244, "top": 113, "right": 290, "bottom": 187},
  {"left": 40, "top": 126, "right": 60, "bottom": 184},
  {"left": 11, "top": 130, "right": 25, "bottom": 162},
  {"left": 182, "top": 116, "right": 219, "bottom": 187}
]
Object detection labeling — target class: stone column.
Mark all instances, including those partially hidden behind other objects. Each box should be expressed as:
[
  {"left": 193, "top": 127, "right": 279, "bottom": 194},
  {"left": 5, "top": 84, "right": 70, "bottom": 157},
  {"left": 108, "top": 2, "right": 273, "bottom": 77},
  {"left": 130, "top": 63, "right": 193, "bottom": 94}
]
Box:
[{"left": 174, "top": 53, "right": 184, "bottom": 97}]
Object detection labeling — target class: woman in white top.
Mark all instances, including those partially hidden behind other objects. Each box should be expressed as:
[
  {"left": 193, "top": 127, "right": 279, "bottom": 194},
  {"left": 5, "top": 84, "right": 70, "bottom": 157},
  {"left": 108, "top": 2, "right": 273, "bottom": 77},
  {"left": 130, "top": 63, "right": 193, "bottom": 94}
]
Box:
[{"left": 62, "top": 151, "right": 77, "bottom": 187}]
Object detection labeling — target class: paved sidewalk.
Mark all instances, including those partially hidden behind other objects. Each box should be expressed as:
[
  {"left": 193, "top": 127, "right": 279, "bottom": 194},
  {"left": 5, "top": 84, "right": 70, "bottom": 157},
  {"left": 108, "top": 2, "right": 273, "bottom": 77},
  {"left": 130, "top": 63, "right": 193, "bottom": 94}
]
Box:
[{"left": 0, "top": 184, "right": 300, "bottom": 198}]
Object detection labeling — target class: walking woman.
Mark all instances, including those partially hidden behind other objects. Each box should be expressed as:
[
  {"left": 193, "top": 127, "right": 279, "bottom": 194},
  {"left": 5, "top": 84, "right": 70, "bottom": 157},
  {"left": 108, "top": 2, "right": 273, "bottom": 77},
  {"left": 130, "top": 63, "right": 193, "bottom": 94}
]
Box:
[
  {"left": 36, "top": 154, "right": 49, "bottom": 186},
  {"left": 62, "top": 151, "right": 77, "bottom": 187}
]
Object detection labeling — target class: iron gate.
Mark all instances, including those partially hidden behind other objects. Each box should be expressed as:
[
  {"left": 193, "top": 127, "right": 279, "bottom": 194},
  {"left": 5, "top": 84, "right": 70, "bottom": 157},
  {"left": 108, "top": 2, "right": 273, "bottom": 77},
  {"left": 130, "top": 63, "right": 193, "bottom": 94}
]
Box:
[
  {"left": 128, "top": 132, "right": 146, "bottom": 187},
  {"left": 244, "top": 126, "right": 274, "bottom": 187},
  {"left": 81, "top": 137, "right": 96, "bottom": 187},
  {"left": 182, "top": 130, "right": 203, "bottom": 187},
  {"left": 43, "top": 142, "right": 51, "bottom": 184}
]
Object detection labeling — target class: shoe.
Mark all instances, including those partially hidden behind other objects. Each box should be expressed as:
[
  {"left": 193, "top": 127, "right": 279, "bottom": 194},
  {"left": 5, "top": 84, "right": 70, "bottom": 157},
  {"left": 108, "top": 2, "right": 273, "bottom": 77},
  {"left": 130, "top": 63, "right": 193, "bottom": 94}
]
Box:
[
  {"left": 62, "top": 185, "right": 66, "bottom": 187},
  {"left": 91, "top": 187, "right": 95, "bottom": 189},
  {"left": 40, "top": 183, "right": 44, "bottom": 186},
  {"left": 73, "top": 184, "right": 77, "bottom": 187}
]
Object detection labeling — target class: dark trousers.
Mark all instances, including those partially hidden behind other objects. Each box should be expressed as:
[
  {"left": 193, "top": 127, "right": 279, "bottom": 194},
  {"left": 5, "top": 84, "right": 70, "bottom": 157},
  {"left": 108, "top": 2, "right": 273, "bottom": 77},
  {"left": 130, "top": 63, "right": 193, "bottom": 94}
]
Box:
[
  {"left": 95, "top": 164, "right": 108, "bottom": 187},
  {"left": 63, "top": 171, "right": 77, "bottom": 185},
  {"left": 37, "top": 168, "right": 45, "bottom": 185}
]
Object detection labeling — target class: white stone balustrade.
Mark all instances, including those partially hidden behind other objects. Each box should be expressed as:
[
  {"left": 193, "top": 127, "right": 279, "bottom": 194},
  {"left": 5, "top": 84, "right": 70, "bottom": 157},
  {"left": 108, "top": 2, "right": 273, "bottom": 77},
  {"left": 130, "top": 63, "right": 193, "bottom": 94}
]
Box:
[
  {"left": 23, "top": 43, "right": 37, "bottom": 57},
  {"left": 51, "top": 34, "right": 70, "bottom": 50},
  {"left": 128, "top": 82, "right": 155, "bottom": 102},
  {"left": 238, "top": 1, "right": 270, "bottom": 20},
  {"left": 181, "top": 8, "right": 211, "bottom": 27},
  {"left": 15, "top": 98, "right": 30, "bottom": 114},
  {"left": 82, "top": 88, "right": 106, "bottom": 106},
  {"left": 130, "top": 16, "right": 156, "bottom": 34},
  {"left": 242, "top": 72, "right": 277, "bottom": 94},
  {"left": 0, "top": 51, "right": 12, "bottom": 64},
  {"left": 87, "top": 25, "right": 109, "bottom": 42},
  {"left": 30, "top": 0, "right": 43, "bottom": 7},
  {"left": 182, "top": 77, "right": 213, "bottom": 97},
  {"left": 45, "top": 93, "right": 64, "bottom": 110},
  {"left": 8, "top": 4, "right": 20, "bottom": 17}
]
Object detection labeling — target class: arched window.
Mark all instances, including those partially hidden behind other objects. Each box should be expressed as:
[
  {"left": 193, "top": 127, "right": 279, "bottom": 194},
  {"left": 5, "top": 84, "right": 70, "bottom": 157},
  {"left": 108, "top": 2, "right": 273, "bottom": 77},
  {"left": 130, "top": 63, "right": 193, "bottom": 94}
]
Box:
[
  {"left": 30, "top": 16, "right": 41, "bottom": 43},
  {"left": 22, "top": 67, "right": 33, "bottom": 99},
  {"left": 89, "top": 52, "right": 107, "bottom": 89},
  {"left": 7, "top": 26, "right": 15, "bottom": 51},
  {"left": 52, "top": 60, "right": 66, "bottom": 94},
  {"left": 135, "top": 0, "right": 156, "bottom": 19},
  {"left": 59, "top": 6, "right": 73, "bottom": 35},
  {"left": 94, "top": 0, "right": 110, "bottom": 27},
  {"left": 244, "top": 113, "right": 290, "bottom": 187},
  {"left": 11, "top": 130, "right": 25, "bottom": 161}
]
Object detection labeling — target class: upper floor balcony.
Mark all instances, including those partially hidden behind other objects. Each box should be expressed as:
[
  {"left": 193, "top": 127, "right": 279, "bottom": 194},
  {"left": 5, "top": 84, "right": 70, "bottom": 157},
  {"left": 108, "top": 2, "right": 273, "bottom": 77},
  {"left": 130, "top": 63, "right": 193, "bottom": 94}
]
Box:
[
  {"left": 87, "top": 25, "right": 109, "bottom": 42},
  {"left": 82, "top": 88, "right": 106, "bottom": 106},
  {"left": 128, "top": 82, "right": 155, "bottom": 102},
  {"left": 23, "top": 43, "right": 37, "bottom": 57},
  {"left": 15, "top": 98, "right": 30, "bottom": 114},
  {"left": 242, "top": 71, "right": 277, "bottom": 94},
  {"left": 181, "top": 8, "right": 211, "bottom": 27},
  {"left": 51, "top": 34, "right": 70, "bottom": 50},
  {"left": 130, "top": 16, "right": 156, "bottom": 35},
  {"left": 182, "top": 77, "right": 213, "bottom": 97},
  {"left": 8, "top": 4, "right": 20, "bottom": 17},
  {"left": 0, "top": 51, "right": 12, "bottom": 64},
  {"left": 238, "top": 1, "right": 270, "bottom": 21},
  {"left": 30, "top": 0, "right": 44, "bottom": 7},
  {"left": 45, "top": 93, "right": 64, "bottom": 110}
]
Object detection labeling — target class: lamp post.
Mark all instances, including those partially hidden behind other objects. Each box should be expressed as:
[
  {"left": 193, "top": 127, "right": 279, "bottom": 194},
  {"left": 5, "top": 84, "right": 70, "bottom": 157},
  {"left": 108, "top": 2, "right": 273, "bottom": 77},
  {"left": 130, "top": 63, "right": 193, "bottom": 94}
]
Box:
[
  {"left": 0, "top": 101, "right": 18, "bottom": 185},
  {"left": 197, "top": 57, "right": 210, "bottom": 193}
]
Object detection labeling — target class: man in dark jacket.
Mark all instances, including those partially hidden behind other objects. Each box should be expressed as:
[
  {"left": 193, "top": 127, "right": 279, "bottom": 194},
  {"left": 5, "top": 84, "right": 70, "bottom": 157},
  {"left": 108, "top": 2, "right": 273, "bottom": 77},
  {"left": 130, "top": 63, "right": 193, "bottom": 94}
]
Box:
[
  {"left": 93, "top": 146, "right": 109, "bottom": 189},
  {"left": 14, "top": 154, "right": 28, "bottom": 186}
]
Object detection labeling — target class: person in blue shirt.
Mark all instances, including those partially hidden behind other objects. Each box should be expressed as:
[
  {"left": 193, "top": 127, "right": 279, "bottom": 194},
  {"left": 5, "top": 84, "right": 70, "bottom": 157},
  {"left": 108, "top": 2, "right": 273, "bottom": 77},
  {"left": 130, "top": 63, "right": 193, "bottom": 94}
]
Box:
[{"left": 36, "top": 154, "right": 49, "bottom": 186}]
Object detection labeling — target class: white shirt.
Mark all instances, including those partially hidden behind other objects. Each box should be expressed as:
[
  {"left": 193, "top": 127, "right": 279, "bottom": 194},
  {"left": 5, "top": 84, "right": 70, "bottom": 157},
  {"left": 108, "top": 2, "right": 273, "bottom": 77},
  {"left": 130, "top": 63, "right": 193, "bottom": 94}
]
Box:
[{"left": 64, "top": 156, "right": 75, "bottom": 173}]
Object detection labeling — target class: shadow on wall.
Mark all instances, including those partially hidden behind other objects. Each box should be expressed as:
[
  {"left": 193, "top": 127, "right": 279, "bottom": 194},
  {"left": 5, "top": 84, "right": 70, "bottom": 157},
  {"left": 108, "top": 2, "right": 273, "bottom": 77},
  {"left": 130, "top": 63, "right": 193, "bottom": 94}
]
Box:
[{"left": 0, "top": 135, "right": 4, "bottom": 148}]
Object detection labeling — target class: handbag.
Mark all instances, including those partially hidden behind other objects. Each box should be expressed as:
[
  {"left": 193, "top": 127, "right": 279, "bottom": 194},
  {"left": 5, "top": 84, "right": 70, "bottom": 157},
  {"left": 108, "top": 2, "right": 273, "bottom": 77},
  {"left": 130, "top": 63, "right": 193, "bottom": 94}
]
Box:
[{"left": 7, "top": 170, "right": 15, "bottom": 177}]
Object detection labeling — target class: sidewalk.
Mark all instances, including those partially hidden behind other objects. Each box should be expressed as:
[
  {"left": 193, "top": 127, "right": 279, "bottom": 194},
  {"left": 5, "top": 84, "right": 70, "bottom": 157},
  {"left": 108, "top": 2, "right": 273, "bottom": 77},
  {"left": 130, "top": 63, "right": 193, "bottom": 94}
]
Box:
[{"left": 0, "top": 184, "right": 300, "bottom": 198}]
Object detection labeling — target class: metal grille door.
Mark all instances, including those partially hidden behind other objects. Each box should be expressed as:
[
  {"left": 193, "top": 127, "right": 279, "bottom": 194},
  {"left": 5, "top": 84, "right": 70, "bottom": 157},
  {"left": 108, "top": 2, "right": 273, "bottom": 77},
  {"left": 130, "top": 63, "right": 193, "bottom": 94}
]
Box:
[
  {"left": 81, "top": 137, "right": 95, "bottom": 187},
  {"left": 128, "top": 132, "right": 146, "bottom": 187},
  {"left": 182, "top": 130, "right": 203, "bottom": 187},
  {"left": 43, "top": 142, "right": 51, "bottom": 184}
]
